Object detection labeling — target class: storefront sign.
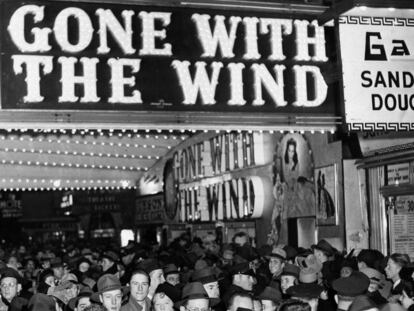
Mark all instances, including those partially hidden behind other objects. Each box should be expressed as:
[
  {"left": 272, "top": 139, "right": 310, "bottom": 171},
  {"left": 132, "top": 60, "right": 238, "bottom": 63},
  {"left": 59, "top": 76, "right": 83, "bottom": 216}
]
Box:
[
  {"left": 136, "top": 194, "right": 165, "bottom": 223},
  {"left": 339, "top": 9, "right": 414, "bottom": 131},
  {"left": 165, "top": 132, "right": 269, "bottom": 222},
  {"left": 0, "top": 1, "right": 336, "bottom": 118}
]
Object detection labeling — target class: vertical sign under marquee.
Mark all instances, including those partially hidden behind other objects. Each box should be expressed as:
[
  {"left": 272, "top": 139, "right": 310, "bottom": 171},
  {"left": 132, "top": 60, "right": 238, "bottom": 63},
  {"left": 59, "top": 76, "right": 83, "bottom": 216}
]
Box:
[
  {"left": 390, "top": 195, "right": 414, "bottom": 261},
  {"left": 339, "top": 9, "right": 414, "bottom": 131}
]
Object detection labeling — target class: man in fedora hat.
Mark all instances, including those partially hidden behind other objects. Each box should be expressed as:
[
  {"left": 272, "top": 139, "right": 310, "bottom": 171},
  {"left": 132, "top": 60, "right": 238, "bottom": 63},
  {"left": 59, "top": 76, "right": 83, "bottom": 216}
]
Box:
[
  {"left": 280, "top": 263, "right": 300, "bottom": 295},
  {"left": 164, "top": 264, "right": 180, "bottom": 287},
  {"left": 222, "top": 263, "right": 256, "bottom": 307},
  {"left": 258, "top": 286, "right": 282, "bottom": 311},
  {"left": 95, "top": 274, "right": 126, "bottom": 311},
  {"left": 176, "top": 282, "right": 219, "bottom": 311},
  {"left": 100, "top": 251, "right": 120, "bottom": 277},
  {"left": 286, "top": 282, "right": 324, "bottom": 311},
  {"left": 191, "top": 267, "right": 220, "bottom": 299},
  {"left": 121, "top": 270, "right": 151, "bottom": 311},
  {"left": 267, "top": 247, "right": 286, "bottom": 288},
  {"left": 0, "top": 267, "right": 28, "bottom": 311}
]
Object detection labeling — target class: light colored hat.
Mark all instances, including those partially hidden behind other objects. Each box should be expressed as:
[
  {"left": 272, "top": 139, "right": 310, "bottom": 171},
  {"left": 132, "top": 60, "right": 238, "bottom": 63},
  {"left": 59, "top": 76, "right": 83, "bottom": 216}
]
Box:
[
  {"left": 61, "top": 273, "right": 79, "bottom": 284},
  {"left": 268, "top": 248, "right": 287, "bottom": 261}
]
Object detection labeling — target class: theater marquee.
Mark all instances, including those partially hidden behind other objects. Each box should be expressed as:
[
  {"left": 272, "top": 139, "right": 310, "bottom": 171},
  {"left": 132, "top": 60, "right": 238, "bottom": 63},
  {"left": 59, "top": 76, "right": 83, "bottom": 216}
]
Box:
[
  {"left": 0, "top": 0, "right": 338, "bottom": 130},
  {"left": 339, "top": 9, "right": 414, "bottom": 131}
]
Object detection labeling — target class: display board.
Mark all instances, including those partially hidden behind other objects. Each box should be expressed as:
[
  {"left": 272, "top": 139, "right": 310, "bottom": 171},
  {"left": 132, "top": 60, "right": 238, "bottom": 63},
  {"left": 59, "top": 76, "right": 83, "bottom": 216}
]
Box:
[{"left": 389, "top": 195, "right": 414, "bottom": 260}]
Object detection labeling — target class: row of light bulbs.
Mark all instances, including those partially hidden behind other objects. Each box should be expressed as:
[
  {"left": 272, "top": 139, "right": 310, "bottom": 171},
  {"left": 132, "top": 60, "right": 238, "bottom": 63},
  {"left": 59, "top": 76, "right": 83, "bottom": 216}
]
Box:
[
  {"left": 0, "top": 146, "right": 160, "bottom": 160},
  {"left": 0, "top": 158, "right": 148, "bottom": 171}
]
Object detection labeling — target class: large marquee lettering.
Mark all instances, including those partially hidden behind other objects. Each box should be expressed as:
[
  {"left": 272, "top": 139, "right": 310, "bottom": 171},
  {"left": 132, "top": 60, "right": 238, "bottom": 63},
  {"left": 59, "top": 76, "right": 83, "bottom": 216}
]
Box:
[{"left": 0, "top": 1, "right": 336, "bottom": 114}]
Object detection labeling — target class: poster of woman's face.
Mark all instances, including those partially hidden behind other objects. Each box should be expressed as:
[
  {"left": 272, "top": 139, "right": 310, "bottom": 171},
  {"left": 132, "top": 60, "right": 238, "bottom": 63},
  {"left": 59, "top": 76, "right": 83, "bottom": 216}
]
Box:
[{"left": 276, "top": 133, "right": 314, "bottom": 186}]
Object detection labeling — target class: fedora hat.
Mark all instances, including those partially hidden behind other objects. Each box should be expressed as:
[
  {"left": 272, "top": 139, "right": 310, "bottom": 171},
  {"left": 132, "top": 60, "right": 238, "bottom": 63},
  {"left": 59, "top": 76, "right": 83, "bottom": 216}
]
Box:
[
  {"left": 299, "top": 267, "right": 319, "bottom": 284},
  {"left": 90, "top": 274, "right": 127, "bottom": 302},
  {"left": 268, "top": 247, "right": 287, "bottom": 261},
  {"left": 50, "top": 257, "right": 64, "bottom": 268},
  {"left": 174, "top": 282, "right": 220, "bottom": 308},
  {"left": 191, "top": 267, "right": 218, "bottom": 284},
  {"left": 281, "top": 263, "right": 300, "bottom": 279},
  {"left": 163, "top": 263, "right": 180, "bottom": 276},
  {"left": 257, "top": 286, "right": 282, "bottom": 303},
  {"left": 101, "top": 251, "right": 119, "bottom": 263},
  {"left": 311, "top": 240, "right": 337, "bottom": 257}
]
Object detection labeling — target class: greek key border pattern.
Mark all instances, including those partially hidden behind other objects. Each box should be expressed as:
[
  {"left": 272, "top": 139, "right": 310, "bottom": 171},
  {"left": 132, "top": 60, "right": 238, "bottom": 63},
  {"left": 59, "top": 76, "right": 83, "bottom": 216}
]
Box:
[
  {"left": 339, "top": 15, "right": 414, "bottom": 27},
  {"left": 348, "top": 122, "right": 414, "bottom": 131}
]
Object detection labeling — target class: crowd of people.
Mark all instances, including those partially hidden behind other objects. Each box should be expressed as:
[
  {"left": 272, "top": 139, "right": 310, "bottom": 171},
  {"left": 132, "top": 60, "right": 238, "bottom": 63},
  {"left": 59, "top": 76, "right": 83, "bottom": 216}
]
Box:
[{"left": 1, "top": 231, "right": 414, "bottom": 311}]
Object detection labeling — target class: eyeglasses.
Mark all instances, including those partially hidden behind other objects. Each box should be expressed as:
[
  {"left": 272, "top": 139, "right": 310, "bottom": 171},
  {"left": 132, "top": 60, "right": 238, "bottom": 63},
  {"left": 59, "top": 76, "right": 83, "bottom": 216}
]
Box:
[{"left": 1, "top": 282, "right": 17, "bottom": 289}]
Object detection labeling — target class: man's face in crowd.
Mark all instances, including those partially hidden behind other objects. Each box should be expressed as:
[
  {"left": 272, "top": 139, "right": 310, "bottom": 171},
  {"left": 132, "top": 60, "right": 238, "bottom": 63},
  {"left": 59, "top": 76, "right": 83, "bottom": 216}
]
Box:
[
  {"left": 101, "top": 258, "right": 114, "bottom": 272},
  {"left": 65, "top": 283, "right": 79, "bottom": 301},
  {"left": 281, "top": 275, "right": 296, "bottom": 294},
  {"left": 180, "top": 298, "right": 210, "bottom": 311},
  {"left": 234, "top": 236, "right": 248, "bottom": 247},
  {"left": 100, "top": 289, "right": 122, "bottom": 311},
  {"left": 75, "top": 297, "right": 91, "bottom": 311},
  {"left": 153, "top": 293, "right": 174, "bottom": 311},
  {"left": 229, "top": 296, "right": 253, "bottom": 311},
  {"left": 79, "top": 262, "right": 90, "bottom": 273},
  {"left": 53, "top": 266, "right": 64, "bottom": 280},
  {"left": 165, "top": 273, "right": 180, "bottom": 287},
  {"left": 233, "top": 274, "right": 255, "bottom": 291},
  {"left": 0, "top": 277, "right": 20, "bottom": 302},
  {"left": 313, "top": 249, "right": 328, "bottom": 264},
  {"left": 261, "top": 300, "right": 277, "bottom": 311},
  {"left": 150, "top": 269, "right": 165, "bottom": 289},
  {"left": 203, "top": 281, "right": 220, "bottom": 299},
  {"left": 130, "top": 273, "right": 150, "bottom": 302},
  {"left": 269, "top": 257, "right": 284, "bottom": 276}
]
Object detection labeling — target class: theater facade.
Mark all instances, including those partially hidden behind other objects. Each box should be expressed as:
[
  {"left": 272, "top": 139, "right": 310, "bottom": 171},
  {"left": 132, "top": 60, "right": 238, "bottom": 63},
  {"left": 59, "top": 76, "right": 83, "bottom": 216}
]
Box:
[{"left": 0, "top": 0, "right": 368, "bottom": 251}]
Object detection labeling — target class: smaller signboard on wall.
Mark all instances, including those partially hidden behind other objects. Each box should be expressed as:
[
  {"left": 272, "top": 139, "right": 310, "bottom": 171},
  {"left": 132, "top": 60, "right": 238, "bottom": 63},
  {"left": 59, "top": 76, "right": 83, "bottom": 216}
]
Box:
[
  {"left": 387, "top": 163, "right": 410, "bottom": 185},
  {"left": 0, "top": 192, "right": 23, "bottom": 218},
  {"left": 136, "top": 193, "right": 166, "bottom": 224},
  {"left": 389, "top": 195, "right": 414, "bottom": 261}
]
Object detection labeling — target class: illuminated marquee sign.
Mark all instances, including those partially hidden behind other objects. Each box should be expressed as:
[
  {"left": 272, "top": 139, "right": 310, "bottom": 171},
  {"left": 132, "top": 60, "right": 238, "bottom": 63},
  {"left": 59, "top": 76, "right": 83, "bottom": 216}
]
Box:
[
  {"left": 166, "top": 132, "right": 269, "bottom": 222},
  {"left": 0, "top": 0, "right": 336, "bottom": 116}
]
